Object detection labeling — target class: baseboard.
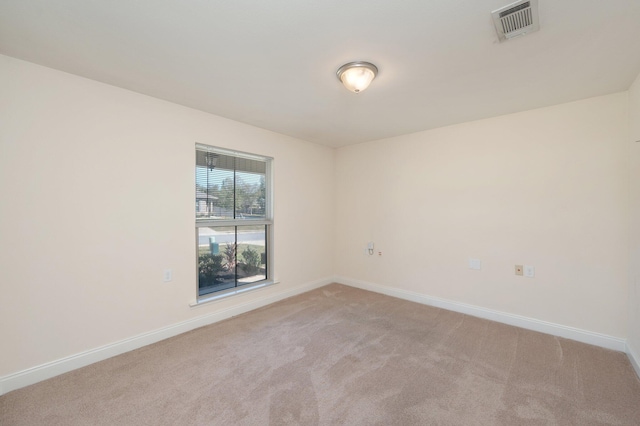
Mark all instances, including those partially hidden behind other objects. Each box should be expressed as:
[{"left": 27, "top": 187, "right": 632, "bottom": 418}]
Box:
[
  {"left": 0, "top": 276, "right": 332, "bottom": 396},
  {"left": 2, "top": 276, "right": 631, "bottom": 396},
  {"left": 627, "top": 343, "right": 640, "bottom": 380},
  {"left": 335, "top": 276, "right": 627, "bottom": 352}
]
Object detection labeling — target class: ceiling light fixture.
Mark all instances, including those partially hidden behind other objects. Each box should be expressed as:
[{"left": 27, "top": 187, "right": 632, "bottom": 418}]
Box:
[{"left": 336, "top": 61, "right": 378, "bottom": 93}]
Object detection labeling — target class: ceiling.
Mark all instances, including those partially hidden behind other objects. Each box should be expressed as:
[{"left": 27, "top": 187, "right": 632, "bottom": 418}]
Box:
[{"left": 1, "top": 1, "right": 640, "bottom": 148}]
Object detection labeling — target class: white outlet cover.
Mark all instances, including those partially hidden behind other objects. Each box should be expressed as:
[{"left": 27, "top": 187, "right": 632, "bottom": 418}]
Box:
[
  {"left": 163, "top": 269, "right": 173, "bottom": 282},
  {"left": 468, "top": 258, "right": 481, "bottom": 270},
  {"left": 524, "top": 265, "right": 535, "bottom": 278}
]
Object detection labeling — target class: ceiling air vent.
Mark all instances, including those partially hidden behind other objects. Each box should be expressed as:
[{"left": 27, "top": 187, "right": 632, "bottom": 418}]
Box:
[{"left": 492, "top": 0, "right": 539, "bottom": 42}]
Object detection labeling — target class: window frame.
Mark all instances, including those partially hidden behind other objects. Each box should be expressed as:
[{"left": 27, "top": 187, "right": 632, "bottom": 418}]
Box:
[{"left": 195, "top": 143, "right": 274, "bottom": 303}]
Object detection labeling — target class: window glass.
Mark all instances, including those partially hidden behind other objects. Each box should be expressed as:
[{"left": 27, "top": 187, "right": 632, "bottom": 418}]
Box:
[{"left": 196, "top": 145, "right": 272, "bottom": 300}]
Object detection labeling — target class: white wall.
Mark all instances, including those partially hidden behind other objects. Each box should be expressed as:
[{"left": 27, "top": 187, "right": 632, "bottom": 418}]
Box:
[
  {"left": 0, "top": 54, "right": 334, "bottom": 379},
  {"left": 628, "top": 71, "right": 640, "bottom": 369},
  {"left": 1, "top": 51, "right": 637, "bottom": 390},
  {"left": 335, "top": 93, "right": 629, "bottom": 338}
]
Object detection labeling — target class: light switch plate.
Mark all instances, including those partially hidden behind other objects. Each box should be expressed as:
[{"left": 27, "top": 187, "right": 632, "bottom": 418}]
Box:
[{"left": 515, "top": 265, "right": 523, "bottom": 276}]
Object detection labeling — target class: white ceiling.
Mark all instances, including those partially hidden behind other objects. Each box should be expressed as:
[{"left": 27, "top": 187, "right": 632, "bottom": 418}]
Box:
[{"left": 1, "top": 1, "right": 640, "bottom": 148}]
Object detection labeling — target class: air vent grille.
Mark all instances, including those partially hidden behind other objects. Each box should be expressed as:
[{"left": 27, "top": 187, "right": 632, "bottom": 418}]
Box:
[{"left": 492, "top": 0, "right": 539, "bottom": 42}]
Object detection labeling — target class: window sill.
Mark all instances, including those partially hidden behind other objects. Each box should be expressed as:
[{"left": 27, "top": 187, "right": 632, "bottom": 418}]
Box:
[{"left": 189, "top": 280, "right": 278, "bottom": 308}]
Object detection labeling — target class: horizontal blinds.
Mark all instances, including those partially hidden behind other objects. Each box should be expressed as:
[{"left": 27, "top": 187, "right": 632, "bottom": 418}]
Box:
[
  {"left": 196, "top": 145, "right": 268, "bottom": 221},
  {"left": 196, "top": 148, "right": 267, "bottom": 174}
]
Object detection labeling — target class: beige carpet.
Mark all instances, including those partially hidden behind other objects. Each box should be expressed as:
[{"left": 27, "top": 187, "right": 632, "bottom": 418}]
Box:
[{"left": 2, "top": 283, "right": 639, "bottom": 425}]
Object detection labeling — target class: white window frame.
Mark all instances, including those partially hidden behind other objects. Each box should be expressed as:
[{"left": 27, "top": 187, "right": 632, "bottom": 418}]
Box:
[{"left": 194, "top": 143, "right": 274, "bottom": 304}]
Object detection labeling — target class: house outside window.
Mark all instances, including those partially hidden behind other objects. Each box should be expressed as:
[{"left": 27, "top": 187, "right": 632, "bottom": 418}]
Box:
[{"left": 195, "top": 144, "right": 273, "bottom": 300}]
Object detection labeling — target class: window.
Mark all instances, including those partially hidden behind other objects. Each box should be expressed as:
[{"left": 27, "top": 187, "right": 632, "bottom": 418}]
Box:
[{"left": 196, "top": 144, "right": 273, "bottom": 300}]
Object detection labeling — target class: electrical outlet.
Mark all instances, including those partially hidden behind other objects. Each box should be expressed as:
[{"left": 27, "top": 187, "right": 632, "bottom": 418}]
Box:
[
  {"left": 515, "top": 265, "right": 523, "bottom": 276},
  {"left": 163, "top": 269, "right": 173, "bottom": 282},
  {"left": 524, "top": 265, "right": 535, "bottom": 278},
  {"left": 469, "top": 258, "right": 481, "bottom": 270}
]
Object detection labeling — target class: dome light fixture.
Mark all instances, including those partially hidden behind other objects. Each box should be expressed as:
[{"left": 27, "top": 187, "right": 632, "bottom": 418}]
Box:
[{"left": 336, "top": 61, "right": 378, "bottom": 93}]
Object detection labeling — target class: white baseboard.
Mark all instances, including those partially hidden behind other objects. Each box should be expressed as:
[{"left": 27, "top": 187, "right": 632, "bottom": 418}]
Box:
[
  {"left": 627, "top": 343, "right": 640, "bottom": 380},
  {"left": 335, "top": 276, "right": 627, "bottom": 352},
  {"left": 2, "top": 276, "right": 634, "bottom": 396},
  {"left": 0, "top": 277, "right": 332, "bottom": 396}
]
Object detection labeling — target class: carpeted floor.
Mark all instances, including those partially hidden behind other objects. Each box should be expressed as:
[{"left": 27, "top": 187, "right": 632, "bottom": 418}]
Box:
[{"left": 2, "top": 283, "right": 640, "bottom": 425}]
